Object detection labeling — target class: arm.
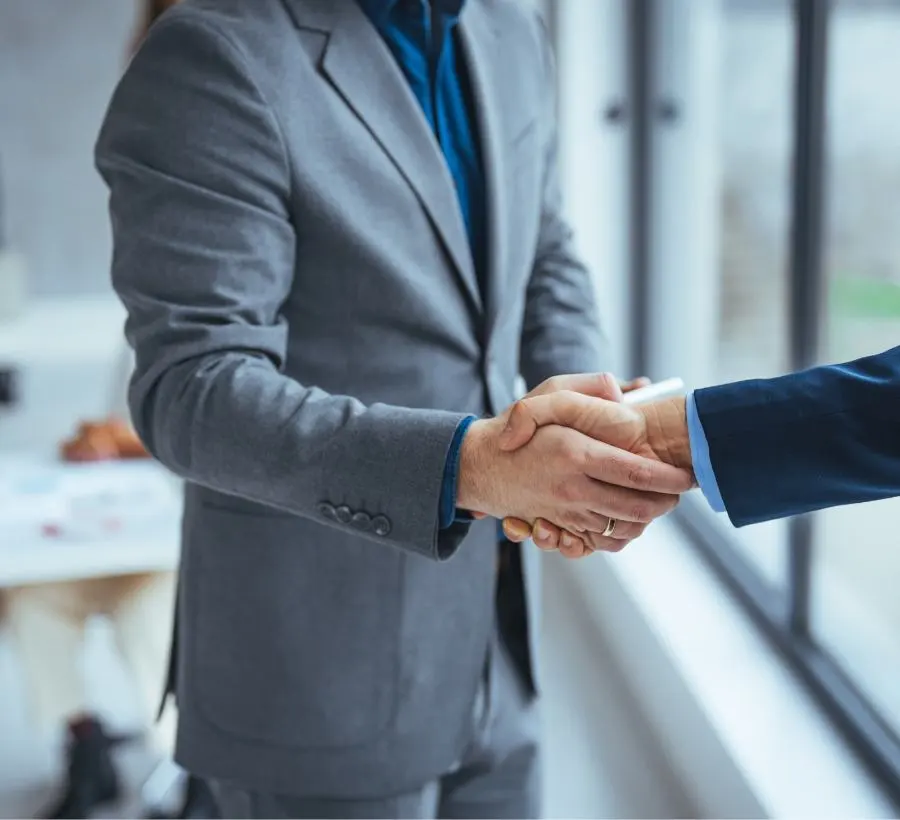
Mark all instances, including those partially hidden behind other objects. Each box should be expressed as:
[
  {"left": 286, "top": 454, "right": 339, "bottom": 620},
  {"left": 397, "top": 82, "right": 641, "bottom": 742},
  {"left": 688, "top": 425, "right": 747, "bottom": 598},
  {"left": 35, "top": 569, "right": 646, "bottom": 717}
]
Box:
[
  {"left": 694, "top": 346, "right": 900, "bottom": 526},
  {"left": 97, "top": 14, "right": 688, "bottom": 561},
  {"left": 518, "top": 17, "right": 608, "bottom": 389},
  {"left": 498, "top": 346, "right": 900, "bottom": 547},
  {"left": 96, "top": 14, "right": 468, "bottom": 560}
]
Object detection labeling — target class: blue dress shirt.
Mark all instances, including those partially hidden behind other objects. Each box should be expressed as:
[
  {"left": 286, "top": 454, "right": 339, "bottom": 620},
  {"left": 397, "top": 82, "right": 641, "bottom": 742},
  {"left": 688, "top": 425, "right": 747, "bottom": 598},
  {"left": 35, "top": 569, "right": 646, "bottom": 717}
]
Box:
[
  {"left": 356, "top": 0, "right": 481, "bottom": 528},
  {"left": 686, "top": 392, "right": 726, "bottom": 512}
]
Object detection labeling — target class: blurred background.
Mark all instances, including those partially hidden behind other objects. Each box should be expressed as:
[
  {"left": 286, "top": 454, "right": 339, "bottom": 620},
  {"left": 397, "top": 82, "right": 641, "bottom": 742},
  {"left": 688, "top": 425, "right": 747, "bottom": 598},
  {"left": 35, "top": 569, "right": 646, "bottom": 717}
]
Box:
[{"left": 1, "top": 0, "right": 899, "bottom": 817}]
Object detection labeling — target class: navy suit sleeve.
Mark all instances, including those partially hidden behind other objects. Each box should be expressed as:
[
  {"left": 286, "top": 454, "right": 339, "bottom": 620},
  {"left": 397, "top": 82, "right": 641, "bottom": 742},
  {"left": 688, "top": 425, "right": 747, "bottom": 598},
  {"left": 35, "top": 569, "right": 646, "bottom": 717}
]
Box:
[{"left": 694, "top": 346, "right": 900, "bottom": 527}]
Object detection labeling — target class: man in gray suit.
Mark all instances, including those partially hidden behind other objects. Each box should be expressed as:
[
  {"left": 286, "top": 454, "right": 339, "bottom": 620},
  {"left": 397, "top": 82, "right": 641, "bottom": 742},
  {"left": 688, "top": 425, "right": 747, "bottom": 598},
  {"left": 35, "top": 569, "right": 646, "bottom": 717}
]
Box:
[{"left": 96, "top": 0, "right": 692, "bottom": 817}]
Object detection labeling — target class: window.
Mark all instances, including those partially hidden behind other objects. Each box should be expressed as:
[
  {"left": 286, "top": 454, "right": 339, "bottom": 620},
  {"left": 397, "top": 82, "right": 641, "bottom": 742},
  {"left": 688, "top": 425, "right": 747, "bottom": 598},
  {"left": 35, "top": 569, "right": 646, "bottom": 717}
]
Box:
[
  {"left": 710, "top": 0, "right": 794, "bottom": 587},
  {"left": 812, "top": 0, "right": 900, "bottom": 734},
  {"left": 627, "top": 0, "right": 900, "bottom": 804}
]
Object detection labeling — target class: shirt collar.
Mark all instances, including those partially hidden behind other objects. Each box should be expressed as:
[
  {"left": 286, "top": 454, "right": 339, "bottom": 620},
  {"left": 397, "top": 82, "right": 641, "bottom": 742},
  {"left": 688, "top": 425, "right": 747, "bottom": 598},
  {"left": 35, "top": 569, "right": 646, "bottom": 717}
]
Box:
[{"left": 357, "top": 0, "right": 466, "bottom": 30}]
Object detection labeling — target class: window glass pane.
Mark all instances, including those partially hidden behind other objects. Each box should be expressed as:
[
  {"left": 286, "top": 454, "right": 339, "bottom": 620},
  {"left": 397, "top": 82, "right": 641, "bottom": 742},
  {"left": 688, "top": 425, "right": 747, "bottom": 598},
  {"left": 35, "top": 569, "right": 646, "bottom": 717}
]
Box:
[
  {"left": 711, "top": 0, "right": 793, "bottom": 585},
  {"left": 812, "top": 0, "right": 900, "bottom": 729}
]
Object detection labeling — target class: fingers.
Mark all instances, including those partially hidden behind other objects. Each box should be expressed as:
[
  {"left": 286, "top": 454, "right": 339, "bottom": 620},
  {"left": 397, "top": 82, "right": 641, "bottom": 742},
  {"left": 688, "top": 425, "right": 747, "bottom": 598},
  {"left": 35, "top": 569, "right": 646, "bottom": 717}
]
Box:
[
  {"left": 528, "top": 372, "right": 624, "bottom": 402},
  {"left": 620, "top": 376, "right": 651, "bottom": 393},
  {"left": 572, "top": 476, "right": 680, "bottom": 524},
  {"left": 558, "top": 528, "right": 591, "bottom": 558},
  {"left": 533, "top": 519, "right": 633, "bottom": 558},
  {"left": 583, "top": 532, "right": 634, "bottom": 554},
  {"left": 506, "top": 514, "right": 643, "bottom": 543},
  {"left": 503, "top": 515, "right": 642, "bottom": 559},
  {"left": 582, "top": 440, "right": 695, "bottom": 494},
  {"left": 577, "top": 514, "right": 647, "bottom": 542},
  {"left": 502, "top": 517, "right": 532, "bottom": 542},
  {"left": 532, "top": 519, "right": 561, "bottom": 550},
  {"left": 499, "top": 391, "right": 619, "bottom": 452},
  {"left": 531, "top": 518, "right": 588, "bottom": 558},
  {"left": 497, "top": 374, "right": 624, "bottom": 453}
]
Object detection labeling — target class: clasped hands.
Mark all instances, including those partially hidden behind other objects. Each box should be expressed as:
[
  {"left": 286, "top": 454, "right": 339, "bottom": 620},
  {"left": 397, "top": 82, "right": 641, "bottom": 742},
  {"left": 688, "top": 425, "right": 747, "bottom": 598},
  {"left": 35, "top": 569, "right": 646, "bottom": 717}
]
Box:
[{"left": 455, "top": 374, "right": 696, "bottom": 559}]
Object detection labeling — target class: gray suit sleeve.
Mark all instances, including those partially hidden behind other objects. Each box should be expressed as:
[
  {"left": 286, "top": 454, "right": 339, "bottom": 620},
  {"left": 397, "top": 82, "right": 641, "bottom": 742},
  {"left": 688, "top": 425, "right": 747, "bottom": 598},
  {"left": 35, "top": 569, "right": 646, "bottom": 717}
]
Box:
[
  {"left": 518, "top": 15, "right": 609, "bottom": 389},
  {"left": 95, "top": 15, "right": 468, "bottom": 561}
]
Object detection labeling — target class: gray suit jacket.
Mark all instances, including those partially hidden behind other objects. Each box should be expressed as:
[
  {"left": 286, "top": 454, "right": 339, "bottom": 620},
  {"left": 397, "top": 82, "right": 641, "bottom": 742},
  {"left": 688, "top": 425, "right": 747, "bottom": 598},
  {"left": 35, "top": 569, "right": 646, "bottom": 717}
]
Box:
[{"left": 96, "top": 0, "right": 605, "bottom": 798}]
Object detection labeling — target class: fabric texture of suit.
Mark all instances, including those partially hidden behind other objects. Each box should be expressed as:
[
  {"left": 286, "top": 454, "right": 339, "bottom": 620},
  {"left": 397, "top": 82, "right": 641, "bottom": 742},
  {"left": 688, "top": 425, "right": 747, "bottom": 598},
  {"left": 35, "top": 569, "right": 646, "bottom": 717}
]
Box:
[
  {"left": 694, "top": 346, "right": 900, "bottom": 527},
  {"left": 96, "top": 0, "right": 605, "bottom": 799}
]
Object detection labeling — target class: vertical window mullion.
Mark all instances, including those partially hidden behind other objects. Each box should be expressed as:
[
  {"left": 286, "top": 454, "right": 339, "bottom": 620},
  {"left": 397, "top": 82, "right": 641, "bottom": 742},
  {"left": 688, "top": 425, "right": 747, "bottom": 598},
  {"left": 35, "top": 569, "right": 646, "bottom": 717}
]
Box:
[
  {"left": 786, "top": 0, "right": 831, "bottom": 638},
  {"left": 626, "top": 0, "right": 655, "bottom": 378}
]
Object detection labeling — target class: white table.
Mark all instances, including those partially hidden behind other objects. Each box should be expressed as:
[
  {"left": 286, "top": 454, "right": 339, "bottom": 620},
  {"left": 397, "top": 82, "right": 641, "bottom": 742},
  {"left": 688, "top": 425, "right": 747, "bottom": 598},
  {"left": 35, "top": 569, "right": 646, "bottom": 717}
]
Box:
[
  {"left": 0, "top": 296, "right": 181, "bottom": 587},
  {"left": 0, "top": 456, "right": 181, "bottom": 588}
]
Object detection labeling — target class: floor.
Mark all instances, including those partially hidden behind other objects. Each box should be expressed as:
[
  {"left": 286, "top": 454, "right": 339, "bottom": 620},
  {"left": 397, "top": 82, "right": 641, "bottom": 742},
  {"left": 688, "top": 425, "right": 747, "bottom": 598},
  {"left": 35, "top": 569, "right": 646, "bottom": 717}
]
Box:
[{"left": 0, "top": 560, "right": 687, "bottom": 819}]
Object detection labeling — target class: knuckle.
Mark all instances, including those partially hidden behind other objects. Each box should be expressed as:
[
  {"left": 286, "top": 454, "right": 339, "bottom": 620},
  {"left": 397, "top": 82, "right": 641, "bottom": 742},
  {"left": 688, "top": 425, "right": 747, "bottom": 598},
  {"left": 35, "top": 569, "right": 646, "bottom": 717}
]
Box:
[
  {"left": 531, "top": 378, "right": 551, "bottom": 397},
  {"left": 627, "top": 460, "right": 653, "bottom": 489},
  {"left": 557, "top": 477, "right": 579, "bottom": 503},
  {"left": 563, "top": 440, "right": 589, "bottom": 470},
  {"left": 562, "top": 543, "right": 585, "bottom": 560},
  {"left": 507, "top": 399, "right": 527, "bottom": 423},
  {"left": 599, "top": 373, "right": 619, "bottom": 396},
  {"left": 538, "top": 376, "right": 561, "bottom": 393},
  {"left": 546, "top": 375, "right": 565, "bottom": 392},
  {"left": 631, "top": 502, "right": 651, "bottom": 523},
  {"left": 585, "top": 533, "right": 603, "bottom": 551},
  {"left": 566, "top": 511, "right": 589, "bottom": 533}
]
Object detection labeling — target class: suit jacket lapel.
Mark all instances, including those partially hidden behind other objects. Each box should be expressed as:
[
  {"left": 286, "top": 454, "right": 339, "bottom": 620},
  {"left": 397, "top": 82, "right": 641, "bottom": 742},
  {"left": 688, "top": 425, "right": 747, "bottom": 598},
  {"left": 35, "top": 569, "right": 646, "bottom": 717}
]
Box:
[
  {"left": 284, "top": 0, "right": 482, "bottom": 314},
  {"left": 458, "top": 4, "right": 506, "bottom": 341}
]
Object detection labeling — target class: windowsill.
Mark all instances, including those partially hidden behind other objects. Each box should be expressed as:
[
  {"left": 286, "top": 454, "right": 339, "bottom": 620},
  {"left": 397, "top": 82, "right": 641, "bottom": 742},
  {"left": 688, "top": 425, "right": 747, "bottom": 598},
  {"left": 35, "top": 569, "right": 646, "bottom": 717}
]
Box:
[{"left": 556, "top": 510, "right": 894, "bottom": 818}]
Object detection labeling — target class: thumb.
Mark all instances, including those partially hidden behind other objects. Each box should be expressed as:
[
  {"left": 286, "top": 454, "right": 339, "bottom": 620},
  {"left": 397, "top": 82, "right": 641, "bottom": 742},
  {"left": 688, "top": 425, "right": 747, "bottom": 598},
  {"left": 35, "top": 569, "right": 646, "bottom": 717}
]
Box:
[{"left": 498, "top": 390, "right": 601, "bottom": 452}]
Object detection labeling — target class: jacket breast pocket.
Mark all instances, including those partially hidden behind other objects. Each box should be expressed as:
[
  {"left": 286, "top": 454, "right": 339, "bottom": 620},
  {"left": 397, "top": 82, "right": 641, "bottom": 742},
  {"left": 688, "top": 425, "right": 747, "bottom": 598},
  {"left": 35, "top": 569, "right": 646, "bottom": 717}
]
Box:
[{"left": 185, "top": 506, "right": 402, "bottom": 749}]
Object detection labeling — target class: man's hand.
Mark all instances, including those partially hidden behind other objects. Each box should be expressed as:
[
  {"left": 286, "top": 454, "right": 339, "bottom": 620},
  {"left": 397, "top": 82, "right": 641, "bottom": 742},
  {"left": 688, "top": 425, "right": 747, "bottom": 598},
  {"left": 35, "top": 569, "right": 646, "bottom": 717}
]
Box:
[
  {"left": 496, "top": 384, "right": 694, "bottom": 557},
  {"left": 456, "top": 375, "right": 694, "bottom": 553}
]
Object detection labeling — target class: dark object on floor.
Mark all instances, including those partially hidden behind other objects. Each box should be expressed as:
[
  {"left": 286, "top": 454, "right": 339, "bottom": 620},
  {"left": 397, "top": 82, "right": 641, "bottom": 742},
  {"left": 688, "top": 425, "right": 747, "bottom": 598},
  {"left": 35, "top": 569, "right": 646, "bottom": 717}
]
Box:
[
  {"left": 0, "top": 365, "right": 18, "bottom": 407},
  {"left": 43, "top": 716, "right": 121, "bottom": 819}
]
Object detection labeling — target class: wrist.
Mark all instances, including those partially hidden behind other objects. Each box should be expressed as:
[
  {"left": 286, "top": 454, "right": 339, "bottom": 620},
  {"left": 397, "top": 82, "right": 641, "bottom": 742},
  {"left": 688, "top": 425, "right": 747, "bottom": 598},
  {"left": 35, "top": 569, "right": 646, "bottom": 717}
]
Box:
[
  {"left": 456, "top": 418, "right": 499, "bottom": 513},
  {"left": 642, "top": 396, "right": 693, "bottom": 472}
]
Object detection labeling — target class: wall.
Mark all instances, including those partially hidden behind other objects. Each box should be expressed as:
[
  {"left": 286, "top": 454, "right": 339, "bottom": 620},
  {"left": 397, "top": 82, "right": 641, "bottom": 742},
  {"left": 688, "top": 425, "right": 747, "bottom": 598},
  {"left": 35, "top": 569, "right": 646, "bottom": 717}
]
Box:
[{"left": 0, "top": 0, "right": 140, "bottom": 298}]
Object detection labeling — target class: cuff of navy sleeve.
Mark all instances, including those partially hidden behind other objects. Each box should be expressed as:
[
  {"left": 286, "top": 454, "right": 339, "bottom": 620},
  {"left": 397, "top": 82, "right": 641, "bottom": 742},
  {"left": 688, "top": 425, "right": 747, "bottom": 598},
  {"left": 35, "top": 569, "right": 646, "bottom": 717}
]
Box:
[
  {"left": 686, "top": 392, "right": 727, "bottom": 513},
  {"left": 439, "top": 415, "right": 478, "bottom": 530}
]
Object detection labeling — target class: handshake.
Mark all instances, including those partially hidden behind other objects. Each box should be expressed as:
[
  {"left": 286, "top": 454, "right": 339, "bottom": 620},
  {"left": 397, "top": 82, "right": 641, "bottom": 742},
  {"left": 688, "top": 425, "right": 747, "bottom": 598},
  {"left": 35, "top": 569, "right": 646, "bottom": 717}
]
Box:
[{"left": 456, "top": 374, "right": 697, "bottom": 559}]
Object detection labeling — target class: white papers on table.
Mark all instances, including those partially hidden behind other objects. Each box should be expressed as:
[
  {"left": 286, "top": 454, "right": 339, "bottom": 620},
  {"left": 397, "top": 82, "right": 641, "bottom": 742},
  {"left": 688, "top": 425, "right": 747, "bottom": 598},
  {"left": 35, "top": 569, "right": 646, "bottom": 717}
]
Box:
[{"left": 0, "top": 457, "right": 181, "bottom": 542}]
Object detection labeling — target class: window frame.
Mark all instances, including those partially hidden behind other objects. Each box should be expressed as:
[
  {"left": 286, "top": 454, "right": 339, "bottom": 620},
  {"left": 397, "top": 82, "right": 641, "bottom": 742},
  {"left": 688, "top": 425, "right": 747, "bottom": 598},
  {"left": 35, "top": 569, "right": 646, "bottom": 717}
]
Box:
[{"left": 626, "top": 0, "right": 900, "bottom": 806}]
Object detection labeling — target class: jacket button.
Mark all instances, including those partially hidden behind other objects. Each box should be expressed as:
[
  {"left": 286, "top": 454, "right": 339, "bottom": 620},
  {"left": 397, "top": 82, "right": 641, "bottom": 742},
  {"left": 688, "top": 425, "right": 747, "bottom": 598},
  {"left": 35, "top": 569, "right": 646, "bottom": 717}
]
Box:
[
  {"left": 351, "top": 512, "right": 372, "bottom": 532},
  {"left": 336, "top": 505, "right": 352, "bottom": 524},
  {"left": 372, "top": 515, "right": 392, "bottom": 537},
  {"left": 317, "top": 502, "right": 337, "bottom": 521}
]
